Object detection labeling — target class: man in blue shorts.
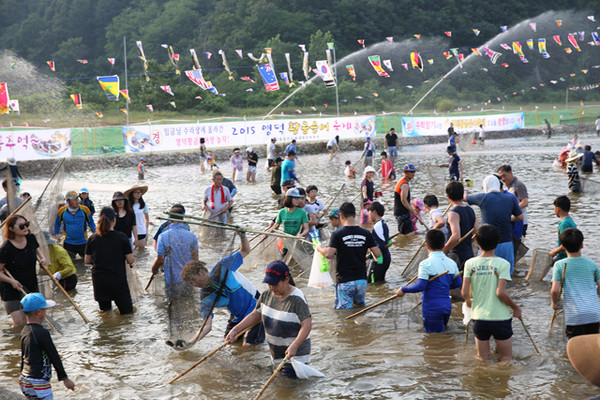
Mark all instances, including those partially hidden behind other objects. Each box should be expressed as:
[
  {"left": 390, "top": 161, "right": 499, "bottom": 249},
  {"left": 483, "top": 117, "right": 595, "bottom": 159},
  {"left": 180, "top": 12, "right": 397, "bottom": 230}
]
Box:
[
  {"left": 317, "top": 202, "right": 381, "bottom": 309},
  {"left": 461, "top": 225, "right": 522, "bottom": 361},
  {"left": 466, "top": 175, "right": 522, "bottom": 274}
]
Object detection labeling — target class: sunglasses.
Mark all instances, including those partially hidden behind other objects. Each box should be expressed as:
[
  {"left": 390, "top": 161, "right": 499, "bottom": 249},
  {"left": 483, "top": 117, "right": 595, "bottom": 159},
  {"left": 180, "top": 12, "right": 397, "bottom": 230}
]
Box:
[{"left": 17, "top": 221, "right": 30, "bottom": 230}]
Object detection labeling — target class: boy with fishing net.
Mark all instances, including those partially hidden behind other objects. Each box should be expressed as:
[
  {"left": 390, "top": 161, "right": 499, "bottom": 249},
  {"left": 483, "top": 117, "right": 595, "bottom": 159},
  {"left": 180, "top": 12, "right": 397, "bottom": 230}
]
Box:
[
  {"left": 550, "top": 228, "right": 600, "bottom": 339},
  {"left": 179, "top": 229, "right": 265, "bottom": 349},
  {"left": 225, "top": 261, "right": 311, "bottom": 378},
  {"left": 397, "top": 229, "right": 461, "bottom": 333},
  {"left": 461, "top": 225, "right": 522, "bottom": 361}
]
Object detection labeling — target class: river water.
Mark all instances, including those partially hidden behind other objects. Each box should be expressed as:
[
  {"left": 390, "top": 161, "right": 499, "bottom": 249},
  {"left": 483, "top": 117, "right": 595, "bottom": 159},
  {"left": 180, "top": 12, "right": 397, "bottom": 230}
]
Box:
[{"left": 1, "top": 132, "right": 600, "bottom": 399}]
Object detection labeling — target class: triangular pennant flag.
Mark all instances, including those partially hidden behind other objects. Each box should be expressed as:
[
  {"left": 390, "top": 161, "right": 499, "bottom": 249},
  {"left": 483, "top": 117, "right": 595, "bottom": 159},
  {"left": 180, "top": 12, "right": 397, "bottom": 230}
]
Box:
[
  {"left": 96, "top": 112, "right": 103, "bottom": 118},
  {"left": 500, "top": 43, "right": 511, "bottom": 50},
  {"left": 120, "top": 90, "right": 130, "bottom": 103},
  {"left": 383, "top": 59, "right": 393, "bottom": 71},
  {"left": 346, "top": 65, "right": 356, "bottom": 81},
  {"left": 529, "top": 22, "right": 536, "bottom": 32},
  {"left": 556, "top": 19, "right": 562, "bottom": 26},
  {"left": 538, "top": 38, "right": 550, "bottom": 58},
  {"left": 444, "top": 31, "right": 452, "bottom": 37},
  {"left": 565, "top": 48, "right": 573, "bottom": 54},
  {"left": 358, "top": 39, "right": 365, "bottom": 48},
  {"left": 368, "top": 55, "right": 390, "bottom": 77},
  {"left": 107, "top": 58, "right": 115, "bottom": 65},
  {"left": 471, "top": 48, "right": 482, "bottom": 56},
  {"left": 410, "top": 52, "right": 423, "bottom": 72},
  {"left": 235, "top": 49, "right": 243, "bottom": 58},
  {"left": 588, "top": 16, "right": 596, "bottom": 22},
  {"left": 70, "top": 94, "right": 82, "bottom": 109},
  {"left": 298, "top": 44, "right": 306, "bottom": 52},
  {"left": 579, "top": 31, "right": 585, "bottom": 41},
  {"left": 500, "top": 26, "right": 507, "bottom": 32},
  {"left": 527, "top": 39, "right": 534, "bottom": 50},
  {"left": 582, "top": 69, "right": 589, "bottom": 74},
  {"left": 501, "top": 63, "right": 509, "bottom": 68},
  {"left": 47, "top": 61, "right": 55, "bottom": 71},
  {"left": 146, "top": 104, "right": 153, "bottom": 112},
  {"left": 120, "top": 108, "right": 128, "bottom": 115},
  {"left": 472, "top": 29, "right": 480, "bottom": 36},
  {"left": 204, "top": 52, "right": 212, "bottom": 59},
  {"left": 592, "top": 32, "right": 600, "bottom": 46},
  {"left": 402, "top": 63, "right": 408, "bottom": 70},
  {"left": 9, "top": 62, "right": 16, "bottom": 69},
  {"left": 443, "top": 51, "right": 452, "bottom": 59},
  {"left": 428, "top": 59, "right": 434, "bottom": 64},
  {"left": 240, "top": 77, "right": 254, "bottom": 83},
  {"left": 160, "top": 85, "right": 174, "bottom": 96},
  {"left": 414, "top": 34, "right": 421, "bottom": 39},
  {"left": 96, "top": 75, "right": 119, "bottom": 100},
  {"left": 76, "top": 59, "right": 88, "bottom": 64},
  {"left": 279, "top": 72, "right": 290, "bottom": 85},
  {"left": 169, "top": 101, "right": 176, "bottom": 108},
  {"left": 568, "top": 35, "right": 581, "bottom": 51},
  {"left": 386, "top": 37, "right": 393, "bottom": 42},
  {"left": 553, "top": 35, "right": 562, "bottom": 46}
]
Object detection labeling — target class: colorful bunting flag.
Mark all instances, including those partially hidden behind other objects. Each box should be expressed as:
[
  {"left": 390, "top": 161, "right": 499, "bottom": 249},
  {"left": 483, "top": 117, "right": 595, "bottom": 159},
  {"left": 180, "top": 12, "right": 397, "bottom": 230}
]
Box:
[
  {"left": 160, "top": 85, "right": 174, "bottom": 96},
  {"left": 327, "top": 42, "right": 334, "bottom": 49},
  {"left": 146, "top": 104, "right": 153, "bottom": 112},
  {"left": 190, "top": 49, "right": 201, "bottom": 70},
  {"left": 285, "top": 53, "right": 294, "bottom": 83},
  {"left": 235, "top": 49, "right": 243, "bottom": 58},
  {"left": 120, "top": 90, "right": 130, "bottom": 103},
  {"left": 556, "top": 20, "right": 562, "bottom": 26},
  {"left": 107, "top": 58, "right": 115, "bottom": 65},
  {"left": 9, "top": 62, "right": 16, "bottom": 69},
  {"left": 302, "top": 51, "right": 310, "bottom": 80},
  {"left": 372, "top": 93, "right": 379, "bottom": 97},
  {"left": 527, "top": 39, "right": 534, "bottom": 50},
  {"left": 529, "top": 22, "right": 537, "bottom": 32},
  {"left": 240, "top": 77, "right": 254, "bottom": 83},
  {"left": 346, "top": 65, "right": 356, "bottom": 81},
  {"left": 368, "top": 55, "right": 390, "bottom": 77},
  {"left": 500, "top": 43, "right": 511, "bottom": 50},
  {"left": 47, "top": 61, "right": 55, "bottom": 71},
  {"left": 136, "top": 41, "right": 150, "bottom": 81},
  {"left": 501, "top": 63, "right": 509, "bottom": 68},
  {"left": 568, "top": 35, "right": 581, "bottom": 51},
  {"left": 483, "top": 46, "right": 501, "bottom": 64},
  {"left": 96, "top": 75, "right": 119, "bottom": 100},
  {"left": 444, "top": 31, "right": 452, "bottom": 37},
  {"left": 218, "top": 50, "right": 234, "bottom": 80},
  {"left": 450, "top": 48, "right": 462, "bottom": 68},
  {"left": 315, "top": 60, "right": 336, "bottom": 87},
  {"left": 298, "top": 44, "right": 306, "bottom": 52},
  {"left": 96, "top": 112, "right": 103, "bottom": 118},
  {"left": 167, "top": 45, "right": 180, "bottom": 75},
  {"left": 553, "top": 35, "right": 562, "bottom": 46},
  {"left": 0, "top": 83, "right": 9, "bottom": 114},
  {"left": 76, "top": 59, "right": 88, "bottom": 64},
  {"left": 500, "top": 26, "right": 507, "bottom": 32},
  {"left": 410, "top": 52, "right": 423, "bottom": 72},
  {"left": 582, "top": 69, "right": 589, "bottom": 74},
  {"left": 383, "top": 59, "right": 393, "bottom": 71},
  {"left": 428, "top": 59, "right": 434, "bottom": 64},
  {"left": 279, "top": 72, "right": 290, "bottom": 85},
  {"left": 414, "top": 34, "right": 421, "bottom": 39},
  {"left": 70, "top": 94, "right": 82, "bottom": 109},
  {"left": 120, "top": 108, "right": 128, "bottom": 115},
  {"left": 592, "top": 32, "right": 600, "bottom": 46},
  {"left": 204, "top": 52, "right": 212, "bottom": 59},
  {"left": 565, "top": 48, "right": 573, "bottom": 54},
  {"left": 358, "top": 39, "right": 365, "bottom": 48},
  {"left": 589, "top": 16, "right": 596, "bottom": 21},
  {"left": 386, "top": 37, "right": 393, "bottom": 42},
  {"left": 257, "top": 64, "right": 279, "bottom": 92},
  {"left": 185, "top": 69, "right": 217, "bottom": 94},
  {"left": 512, "top": 42, "right": 528, "bottom": 63},
  {"left": 471, "top": 48, "right": 482, "bottom": 56},
  {"left": 402, "top": 63, "right": 408, "bottom": 70},
  {"left": 169, "top": 101, "right": 176, "bottom": 108},
  {"left": 579, "top": 31, "right": 585, "bottom": 41},
  {"left": 472, "top": 29, "right": 480, "bottom": 36},
  {"left": 443, "top": 51, "right": 452, "bottom": 59},
  {"left": 538, "top": 38, "right": 550, "bottom": 58},
  {"left": 246, "top": 88, "right": 253, "bottom": 92}
]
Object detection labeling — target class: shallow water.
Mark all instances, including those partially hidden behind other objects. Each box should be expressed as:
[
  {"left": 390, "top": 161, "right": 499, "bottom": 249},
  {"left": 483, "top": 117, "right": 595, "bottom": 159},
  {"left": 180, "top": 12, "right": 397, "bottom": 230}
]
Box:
[{"left": 2, "top": 132, "right": 600, "bottom": 399}]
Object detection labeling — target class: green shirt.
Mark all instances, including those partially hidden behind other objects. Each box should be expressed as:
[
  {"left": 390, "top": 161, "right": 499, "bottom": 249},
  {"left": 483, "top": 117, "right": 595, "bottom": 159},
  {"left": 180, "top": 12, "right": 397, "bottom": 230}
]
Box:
[
  {"left": 557, "top": 216, "right": 577, "bottom": 260},
  {"left": 275, "top": 207, "right": 308, "bottom": 236},
  {"left": 464, "top": 256, "right": 512, "bottom": 321}
]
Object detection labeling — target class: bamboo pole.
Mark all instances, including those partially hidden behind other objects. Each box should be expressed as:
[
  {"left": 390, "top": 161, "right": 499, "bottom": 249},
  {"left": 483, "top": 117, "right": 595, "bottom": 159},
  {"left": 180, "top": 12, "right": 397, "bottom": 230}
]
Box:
[
  {"left": 39, "top": 261, "right": 89, "bottom": 323},
  {"left": 519, "top": 317, "right": 540, "bottom": 354},
  {"left": 320, "top": 183, "right": 345, "bottom": 217},
  {"left": 0, "top": 196, "right": 31, "bottom": 230},
  {"left": 254, "top": 355, "right": 291, "bottom": 400},
  {"left": 549, "top": 263, "right": 567, "bottom": 333}
]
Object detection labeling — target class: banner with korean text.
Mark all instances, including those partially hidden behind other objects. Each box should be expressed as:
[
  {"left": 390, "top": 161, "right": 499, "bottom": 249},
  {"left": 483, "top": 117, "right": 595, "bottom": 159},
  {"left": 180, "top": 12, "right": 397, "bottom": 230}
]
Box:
[
  {"left": 0, "top": 129, "right": 72, "bottom": 160},
  {"left": 122, "top": 116, "right": 376, "bottom": 153},
  {"left": 401, "top": 113, "right": 524, "bottom": 137}
]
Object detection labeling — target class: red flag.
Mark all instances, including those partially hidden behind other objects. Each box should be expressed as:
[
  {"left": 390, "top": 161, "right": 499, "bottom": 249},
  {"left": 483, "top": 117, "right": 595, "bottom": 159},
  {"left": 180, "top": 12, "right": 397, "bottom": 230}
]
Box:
[
  {"left": 76, "top": 59, "right": 88, "bottom": 64},
  {"left": 107, "top": 58, "right": 115, "bottom": 65},
  {"left": 70, "top": 94, "right": 82, "bottom": 109},
  {"left": 444, "top": 31, "right": 452, "bottom": 37},
  {"left": 47, "top": 61, "right": 55, "bottom": 71}
]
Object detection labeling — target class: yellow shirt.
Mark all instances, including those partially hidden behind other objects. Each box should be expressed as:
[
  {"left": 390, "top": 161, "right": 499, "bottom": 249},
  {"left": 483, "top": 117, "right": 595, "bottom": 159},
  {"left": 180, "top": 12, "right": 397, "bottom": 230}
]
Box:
[{"left": 48, "top": 244, "right": 76, "bottom": 279}]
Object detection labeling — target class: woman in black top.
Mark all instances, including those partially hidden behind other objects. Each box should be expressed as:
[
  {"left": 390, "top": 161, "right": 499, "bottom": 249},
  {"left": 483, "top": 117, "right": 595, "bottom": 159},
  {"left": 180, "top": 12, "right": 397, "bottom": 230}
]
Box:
[
  {"left": 84, "top": 207, "right": 135, "bottom": 314},
  {"left": 111, "top": 191, "right": 138, "bottom": 249},
  {"left": 0, "top": 214, "right": 48, "bottom": 327}
]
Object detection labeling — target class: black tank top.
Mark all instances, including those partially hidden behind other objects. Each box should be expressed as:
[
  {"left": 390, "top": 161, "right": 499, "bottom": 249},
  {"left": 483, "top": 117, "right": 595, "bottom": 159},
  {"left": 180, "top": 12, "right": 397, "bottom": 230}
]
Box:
[{"left": 449, "top": 205, "right": 475, "bottom": 253}]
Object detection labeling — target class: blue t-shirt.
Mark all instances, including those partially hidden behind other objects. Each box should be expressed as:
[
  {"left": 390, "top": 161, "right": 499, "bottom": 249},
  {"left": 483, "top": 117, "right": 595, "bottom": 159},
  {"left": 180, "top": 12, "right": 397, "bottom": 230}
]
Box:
[
  {"left": 553, "top": 257, "right": 600, "bottom": 326},
  {"left": 285, "top": 144, "right": 296, "bottom": 155},
  {"left": 281, "top": 159, "right": 296, "bottom": 184},
  {"left": 448, "top": 153, "right": 460, "bottom": 178},
  {"left": 54, "top": 206, "right": 96, "bottom": 245},
  {"left": 201, "top": 251, "right": 258, "bottom": 323},
  {"left": 402, "top": 252, "right": 461, "bottom": 316},
  {"left": 467, "top": 192, "right": 522, "bottom": 243},
  {"left": 582, "top": 150, "right": 596, "bottom": 171},
  {"left": 157, "top": 223, "right": 199, "bottom": 285}
]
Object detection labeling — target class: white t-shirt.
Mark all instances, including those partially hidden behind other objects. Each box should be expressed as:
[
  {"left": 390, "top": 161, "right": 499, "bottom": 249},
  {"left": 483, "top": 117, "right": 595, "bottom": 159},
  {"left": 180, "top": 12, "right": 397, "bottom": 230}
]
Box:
[
  {"left": 595, "top": 118, "right": 600, "bottom": 130},
  {"left": 478, "top": 127, "right": 484, "bottom": 138},
  {"left": 327, "top": 138, "right": 337, "bottom": 147},
  {"left": 304, "top": 200, "right": 325, "bottom": 232},
  {"left": 132, "top": 202, "right": 149, "bottom": 235},
  {"left": 428, "top": 208, "right": 448, "bottom": 237},
  {"left": 267, "top": 142, "right": 276, "bottom": 160}
]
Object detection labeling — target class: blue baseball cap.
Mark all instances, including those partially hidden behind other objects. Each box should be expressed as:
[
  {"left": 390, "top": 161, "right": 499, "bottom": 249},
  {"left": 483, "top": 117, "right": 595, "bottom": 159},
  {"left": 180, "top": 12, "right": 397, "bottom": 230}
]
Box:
[
  {"left": 402, "top": 163, "right": 418, "bottom": 172},
  {"left": 329, "top": 208, "right": 340, "bottom": 218},
  {"left": 80, "top": 187, "right": 89, "bottom": 194},
  {"left": 21, "top": 293, "right": 56, "bottom": 312},
  {"left": 263, "top": 261, "right": 290, "bottom": 285}
]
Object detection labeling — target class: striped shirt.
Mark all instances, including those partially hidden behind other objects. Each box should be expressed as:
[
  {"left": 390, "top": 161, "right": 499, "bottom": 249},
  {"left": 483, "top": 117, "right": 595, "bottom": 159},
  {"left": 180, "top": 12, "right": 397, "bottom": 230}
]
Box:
[
  {"left": 256, "top": 287, "right": 311, "bottom": 364},
  {"left": 553, "top": 257, "right": 600, "bottom": 326}
]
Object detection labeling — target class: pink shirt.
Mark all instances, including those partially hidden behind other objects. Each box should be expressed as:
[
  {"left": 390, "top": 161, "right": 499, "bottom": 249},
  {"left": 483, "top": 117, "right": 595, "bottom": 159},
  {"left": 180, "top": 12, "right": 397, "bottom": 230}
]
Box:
[{"left": 381, "top": 159, "right": 395, "bottom": 178}]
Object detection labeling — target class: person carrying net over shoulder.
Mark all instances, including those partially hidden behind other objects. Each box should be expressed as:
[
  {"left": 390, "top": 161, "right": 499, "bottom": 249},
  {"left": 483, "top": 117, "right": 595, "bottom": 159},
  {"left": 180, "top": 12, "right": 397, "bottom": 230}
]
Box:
[{"left": 178, "top": 229, "right": 265, "bottom": 349}]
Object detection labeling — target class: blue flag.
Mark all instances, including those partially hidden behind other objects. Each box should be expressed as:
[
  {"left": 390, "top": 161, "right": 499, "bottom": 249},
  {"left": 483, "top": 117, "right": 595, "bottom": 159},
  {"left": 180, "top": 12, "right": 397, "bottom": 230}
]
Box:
[{"left": 257, "top": 64, "right": 279, "bottom": 92}]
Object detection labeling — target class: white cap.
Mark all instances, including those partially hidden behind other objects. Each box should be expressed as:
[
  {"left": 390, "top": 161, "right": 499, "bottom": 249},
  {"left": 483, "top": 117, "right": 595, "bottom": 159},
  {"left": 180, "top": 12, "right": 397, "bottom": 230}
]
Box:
[{"left": 247, "top": 147, "right": 253, "bottom": 152}]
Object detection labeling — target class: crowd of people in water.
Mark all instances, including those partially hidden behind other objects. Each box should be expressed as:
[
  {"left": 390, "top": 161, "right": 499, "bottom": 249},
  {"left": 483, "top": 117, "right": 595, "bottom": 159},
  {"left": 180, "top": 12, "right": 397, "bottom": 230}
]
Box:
[{"left": 1, "top": 126, "right": 600, "bottom": 398}]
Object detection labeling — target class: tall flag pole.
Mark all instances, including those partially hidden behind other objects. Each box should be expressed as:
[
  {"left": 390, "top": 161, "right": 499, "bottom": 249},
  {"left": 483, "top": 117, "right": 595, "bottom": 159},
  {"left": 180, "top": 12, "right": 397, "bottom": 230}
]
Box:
[
  {"left": 329, "top": 43, "right": 340, "bottom": 117},
  {"left": 124, "top": 36, "right": 129, "bottom": 126}
]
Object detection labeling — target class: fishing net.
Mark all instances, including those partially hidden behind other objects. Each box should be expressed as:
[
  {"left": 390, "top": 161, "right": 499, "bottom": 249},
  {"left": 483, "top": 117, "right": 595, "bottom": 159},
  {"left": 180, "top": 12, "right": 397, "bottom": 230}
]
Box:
[
  {"left": 126, "top": 263, "right": 145, "bottom": 303},
  {"left": 401, "top": 244, "right": 428, "bottom": 278},
  {"left": 580, "top": 176, "right": 600, "bottom": 194},
  {"left": 515, "top": 240, "right": 529, "bottom": 264},
  {"left": 525, "top": 248, "right": 554, "bottom": 281},
  {"left": 282, "top": 237, "right": 313, "bottom": 272}
]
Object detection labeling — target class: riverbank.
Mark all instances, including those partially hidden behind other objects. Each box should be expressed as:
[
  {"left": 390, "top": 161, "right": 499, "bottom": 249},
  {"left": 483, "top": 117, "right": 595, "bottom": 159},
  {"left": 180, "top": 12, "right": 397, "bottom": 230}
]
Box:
[{"left": 15, "top": 123, "right": 593, "bottom": 176}]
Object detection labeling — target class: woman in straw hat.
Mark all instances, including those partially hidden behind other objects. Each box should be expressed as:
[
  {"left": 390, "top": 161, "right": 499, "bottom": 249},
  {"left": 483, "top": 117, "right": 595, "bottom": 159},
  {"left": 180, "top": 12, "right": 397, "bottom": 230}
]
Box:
[
  {"left": 111, "top": 192, "right": 139, "bottom": 249},
  {"left": 126, "top": 185, "right": 150, "bottom": 250}
]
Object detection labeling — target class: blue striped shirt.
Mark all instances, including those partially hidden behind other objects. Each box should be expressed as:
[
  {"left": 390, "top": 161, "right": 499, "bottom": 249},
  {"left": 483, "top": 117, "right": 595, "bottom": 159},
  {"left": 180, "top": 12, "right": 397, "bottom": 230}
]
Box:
[{"left": 553, "top": 257, "right": 600, "bottom": 326}]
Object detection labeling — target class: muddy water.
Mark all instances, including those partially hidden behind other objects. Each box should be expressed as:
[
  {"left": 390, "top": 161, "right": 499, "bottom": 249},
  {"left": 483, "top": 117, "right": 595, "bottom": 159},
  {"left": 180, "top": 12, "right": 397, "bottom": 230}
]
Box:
[{"left": 1, "top": 132, "right": 600, "bottom": 399}]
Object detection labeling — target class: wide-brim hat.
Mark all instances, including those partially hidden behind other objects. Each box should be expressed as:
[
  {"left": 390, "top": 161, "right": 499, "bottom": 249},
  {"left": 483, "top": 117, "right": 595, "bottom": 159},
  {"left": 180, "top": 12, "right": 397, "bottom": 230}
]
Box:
[
  {"left": 566, "top": 153, "right": 583, "bottom": 163},
  {"left": 112, "top": 191, "right": 128, "bottom": 202},
  {"left": 567, "top": 333, "right": 600, "bottom": 387},
  {"left": 124, "top": 184, "right": 148, "bottom": 198},
  {"left": 364, "top": 166, "right": 377, "bottom": 175}
]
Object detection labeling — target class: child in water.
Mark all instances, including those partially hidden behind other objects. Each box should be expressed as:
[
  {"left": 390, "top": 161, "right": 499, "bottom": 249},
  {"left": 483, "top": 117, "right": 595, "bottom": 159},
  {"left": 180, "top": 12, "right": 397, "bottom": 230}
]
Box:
[
  {"left": 207, "top": 151, "right": 218, "bottom": 170},
  {"left": 411, "top": 198, "right": 426, "bottom": 231},
  {"left": 344, "top": 160, "right": 356, "bottom": 178}
]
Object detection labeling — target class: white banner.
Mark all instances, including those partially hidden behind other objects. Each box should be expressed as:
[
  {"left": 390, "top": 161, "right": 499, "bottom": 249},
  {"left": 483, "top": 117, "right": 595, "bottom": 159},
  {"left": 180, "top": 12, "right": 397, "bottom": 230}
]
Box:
[
  {"left": 0, "top": 129, "right": 72, "bottom": 160},
  {"left": 401, "top": 113, "right": 524, "bottom": 137},
  {"left": 122, "top": 116, "right": 376, "bottom": 153}
]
